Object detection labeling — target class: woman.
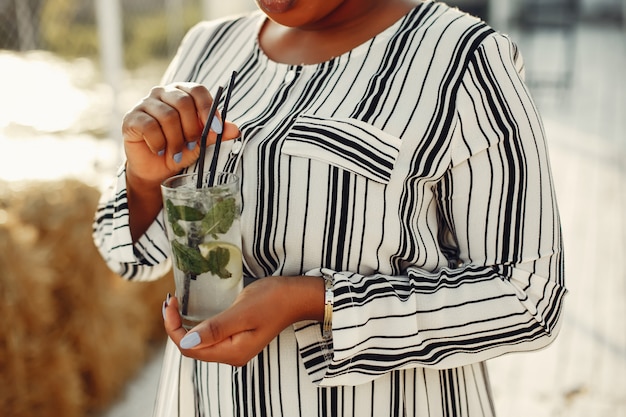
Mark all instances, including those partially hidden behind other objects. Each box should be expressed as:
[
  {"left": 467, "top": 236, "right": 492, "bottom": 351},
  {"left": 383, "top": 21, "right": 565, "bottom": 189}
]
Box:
[{"left": 93, "top": 0, "right": 566, "bottom": 415}]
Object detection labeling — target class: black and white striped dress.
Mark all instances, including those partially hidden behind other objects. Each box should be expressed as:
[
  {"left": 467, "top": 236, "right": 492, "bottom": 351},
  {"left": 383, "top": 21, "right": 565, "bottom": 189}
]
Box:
[{"left": 93, "top": 2, "right": 566, "bottom": 415}]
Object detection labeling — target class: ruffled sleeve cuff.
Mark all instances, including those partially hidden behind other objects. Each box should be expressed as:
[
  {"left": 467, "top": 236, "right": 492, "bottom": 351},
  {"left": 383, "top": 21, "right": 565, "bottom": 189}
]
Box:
[{"left": 93, "top": 164, "right": 172, "bottom": 281}]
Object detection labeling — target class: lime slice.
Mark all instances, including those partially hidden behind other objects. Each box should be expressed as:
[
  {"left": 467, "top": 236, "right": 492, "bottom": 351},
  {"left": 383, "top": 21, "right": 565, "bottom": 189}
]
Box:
[{"left": 198, "top": 242, "right": 243, "bottom": 284}]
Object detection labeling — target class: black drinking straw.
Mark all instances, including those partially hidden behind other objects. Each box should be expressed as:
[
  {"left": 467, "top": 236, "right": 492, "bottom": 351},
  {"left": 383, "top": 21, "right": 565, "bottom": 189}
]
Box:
[
  {"left": 196, "top": 86, "right": 224, "bottom": 189},
  {"left": 181, "top": 87, "right": 223, "bottom": 316},
  {"left": 207, "top": 70, "right": 238, "bottom": 187}
]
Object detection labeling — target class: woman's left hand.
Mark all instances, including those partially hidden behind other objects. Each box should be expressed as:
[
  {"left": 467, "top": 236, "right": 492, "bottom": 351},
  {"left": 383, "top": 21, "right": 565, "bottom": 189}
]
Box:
[{"left": 163, "top": 275, "right": 324, "bottom": 366}]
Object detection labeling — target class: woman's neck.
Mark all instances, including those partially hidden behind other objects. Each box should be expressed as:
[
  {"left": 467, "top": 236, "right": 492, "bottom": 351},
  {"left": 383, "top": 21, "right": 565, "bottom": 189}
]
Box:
[{"left": 258, "top": 0, "right": 422, "bottom": 65}]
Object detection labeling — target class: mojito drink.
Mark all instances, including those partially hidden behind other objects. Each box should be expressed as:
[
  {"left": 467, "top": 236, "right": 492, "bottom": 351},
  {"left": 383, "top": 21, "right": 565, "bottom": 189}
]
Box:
[{"left": 161, "top": 172, "right": 243, "bottom": 330}]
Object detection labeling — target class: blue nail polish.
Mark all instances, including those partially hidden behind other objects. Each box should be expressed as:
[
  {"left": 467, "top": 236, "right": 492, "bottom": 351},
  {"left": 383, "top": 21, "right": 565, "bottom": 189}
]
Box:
[
  {"left": 186, "top": 141, "right": 197, "bottom": 151},
  {"left": 180, "top": 332, "right": 201, "bottom": 349},
  {"left": 173, "top": 152, "right": 183, "bottom": 163},
  {"left": 211, "top": 116, "right": 222, "bottom": 134},
  {"left": 158, "top": 149, "right": 165, "bottom": 156}
]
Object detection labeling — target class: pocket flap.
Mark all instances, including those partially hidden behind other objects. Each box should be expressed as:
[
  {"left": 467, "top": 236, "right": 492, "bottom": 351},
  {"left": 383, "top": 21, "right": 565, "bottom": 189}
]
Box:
[{"left": 282, "top": 115, "right": 402, "bottom": 183}]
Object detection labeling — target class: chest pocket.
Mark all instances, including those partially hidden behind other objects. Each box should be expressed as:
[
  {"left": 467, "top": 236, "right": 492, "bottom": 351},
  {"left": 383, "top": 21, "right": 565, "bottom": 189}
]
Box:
[{"left": 281, "top": 114, "right": 402, "bottom": 184}]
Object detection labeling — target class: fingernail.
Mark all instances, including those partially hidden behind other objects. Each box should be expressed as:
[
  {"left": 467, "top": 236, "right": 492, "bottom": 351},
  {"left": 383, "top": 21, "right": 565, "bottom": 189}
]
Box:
[
  {"left": 186, "top": 141, "right": 197, "bottom": 151},
  {"left": 173, "top": 152, "right": 183, "bottom": 163},
  {"left": 158, "top": 149, "right": 165, "bottom": 156},
  {"left": 162, "top": 293, "right": 171, "bottom": 320},
  {"left": 180, "top": 332, "right": 201, "bottom": 349},
  {"left": 211, "top": 115, "right": 222, "bottom": 134}
]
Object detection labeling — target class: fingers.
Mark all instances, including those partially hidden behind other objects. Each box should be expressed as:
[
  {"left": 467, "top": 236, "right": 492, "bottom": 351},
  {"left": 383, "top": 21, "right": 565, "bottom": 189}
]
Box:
[
  {"left": 163, "top": 295, "right": 245, "bottom": 348},
  {"left": 162, "top": 295, "right": 260, "bottom": 366},
  {"left": 222, "top": 121, "right": 241, "bottom": 142},
  {"left": 173, "top": 82, "right": 219, "bottom": 135},
  {"left": 167, "top": 83, "right": 240, "bottom": 157},
  {"left": 132, "top": 84, "right": 213, "bottom": 157},
  {"left": 163, "top": 295, "right": 187, "bottom": 343},
  {"left": 161, "top": 84, "right": 207, "bottom": 144},
  {"left": 122, "top": 83, "right": 234, "bottom": 171},
  {"left": 162, "top": 276, "right": 308, "bottom": 367}
]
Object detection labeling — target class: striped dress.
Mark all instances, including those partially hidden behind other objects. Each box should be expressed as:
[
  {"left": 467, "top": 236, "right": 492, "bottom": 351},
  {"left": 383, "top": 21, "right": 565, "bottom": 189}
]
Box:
[{"left": 93, "top": 1, "right": 566, "bottom": 416}]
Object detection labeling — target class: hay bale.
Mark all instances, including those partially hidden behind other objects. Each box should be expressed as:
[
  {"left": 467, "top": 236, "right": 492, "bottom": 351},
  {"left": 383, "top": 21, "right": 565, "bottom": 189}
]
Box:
[{"left": 0, "top": 179, "right": 174, "bottom": 417}]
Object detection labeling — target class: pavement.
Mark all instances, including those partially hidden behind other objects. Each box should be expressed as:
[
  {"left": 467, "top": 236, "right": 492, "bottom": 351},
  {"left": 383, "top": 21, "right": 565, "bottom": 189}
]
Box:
[{"left": 101, "top": 22, "right": 626, "bottom": 417}]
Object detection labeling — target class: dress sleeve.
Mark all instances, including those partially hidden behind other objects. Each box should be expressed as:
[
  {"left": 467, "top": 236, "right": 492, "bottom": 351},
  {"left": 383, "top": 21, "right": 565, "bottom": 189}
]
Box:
[
  {"left": 91, "top": 22, "right": 214, "bottom": 281},
  {"left": 92, "top": 164, "right": 172, "bottom": 281},
  {"left": 293, "top": 33, "right": 567, "bottom": 386}
]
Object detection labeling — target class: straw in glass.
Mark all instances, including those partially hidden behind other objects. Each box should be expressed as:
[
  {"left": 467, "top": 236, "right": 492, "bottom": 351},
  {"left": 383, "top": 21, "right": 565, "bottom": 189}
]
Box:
[
  {"left": 196, "top": 86, "right": 224, "bottom": 189},
  {"left": 207, "top": 70, "right": 238, "bottom": 187}
]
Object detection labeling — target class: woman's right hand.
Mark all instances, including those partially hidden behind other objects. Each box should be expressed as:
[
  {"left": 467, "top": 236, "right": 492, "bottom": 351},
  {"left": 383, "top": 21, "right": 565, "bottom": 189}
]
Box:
[
  {"left": 121, "top": 82, "right": 240, "bottom": 241},
  {"left": 122, "top": 82, "right": 239, "bottom": 187}
]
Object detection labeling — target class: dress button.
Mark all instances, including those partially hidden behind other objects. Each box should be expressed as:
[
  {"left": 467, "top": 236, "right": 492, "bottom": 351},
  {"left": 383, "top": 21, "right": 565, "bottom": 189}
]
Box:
[
  {"left": 284, "top": 70, "right": 296, "bottom": 83},
  {"left": 231, "top": 141, "right": 242, "bottom": 155}
]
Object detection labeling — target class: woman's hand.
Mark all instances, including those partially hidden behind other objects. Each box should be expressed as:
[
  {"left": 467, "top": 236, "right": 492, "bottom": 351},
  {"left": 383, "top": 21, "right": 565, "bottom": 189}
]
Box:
[
  {"left": 122, "top": 82, "right": 239, "bottom": 187},
  {"left": 121, "top": 82, "right": 240, "bottom": 241},
  {"left": 163, "top": 276, "right": 325, "bottom": 366}
]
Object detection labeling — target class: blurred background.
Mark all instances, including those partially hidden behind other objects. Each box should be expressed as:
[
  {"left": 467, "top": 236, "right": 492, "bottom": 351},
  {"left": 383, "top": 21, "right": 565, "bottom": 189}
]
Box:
[{"left": 0, "top": 0, "right": 624, "bottom": 416}]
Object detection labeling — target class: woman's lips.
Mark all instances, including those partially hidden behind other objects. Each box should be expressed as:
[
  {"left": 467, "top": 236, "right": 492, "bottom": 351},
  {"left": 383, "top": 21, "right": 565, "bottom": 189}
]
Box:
[{"left": 257, "top": 0, "right": 295, "bottom": 14}]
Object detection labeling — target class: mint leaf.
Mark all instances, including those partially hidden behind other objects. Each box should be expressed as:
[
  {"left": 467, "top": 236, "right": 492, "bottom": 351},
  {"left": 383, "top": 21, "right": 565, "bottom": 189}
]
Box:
[
  {"left": 166, "top": 199, "right": 205, "bottom": 221},
  {"left": 171, "top": 240, "right": 211, "bottom": 275},
  {"left": 166, "top": 199, "right": 207, "bottom": 237},
  {"left": 172, "top": 222, "right": 186, "bottom": 237},
  {"left": 205, "top": 246, "right": 232, "bottom": 279},
  {"left": 201, "top": 197, "right": 237, "bottom": 239},
  {"left": 165, "top": 199, "right": 180, "bottom": 223},
  {"left": 171, "top": 241, "right": 233, "bottom": 279}
]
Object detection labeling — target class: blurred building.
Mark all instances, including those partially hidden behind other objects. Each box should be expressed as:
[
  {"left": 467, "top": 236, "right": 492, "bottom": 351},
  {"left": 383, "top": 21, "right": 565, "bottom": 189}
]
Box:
[
  {"left": 445, "top": 0, "right": 624, "bottom": 29},
  {"left": 0, "top": 0, "right": 255, "bottom": 54}
]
